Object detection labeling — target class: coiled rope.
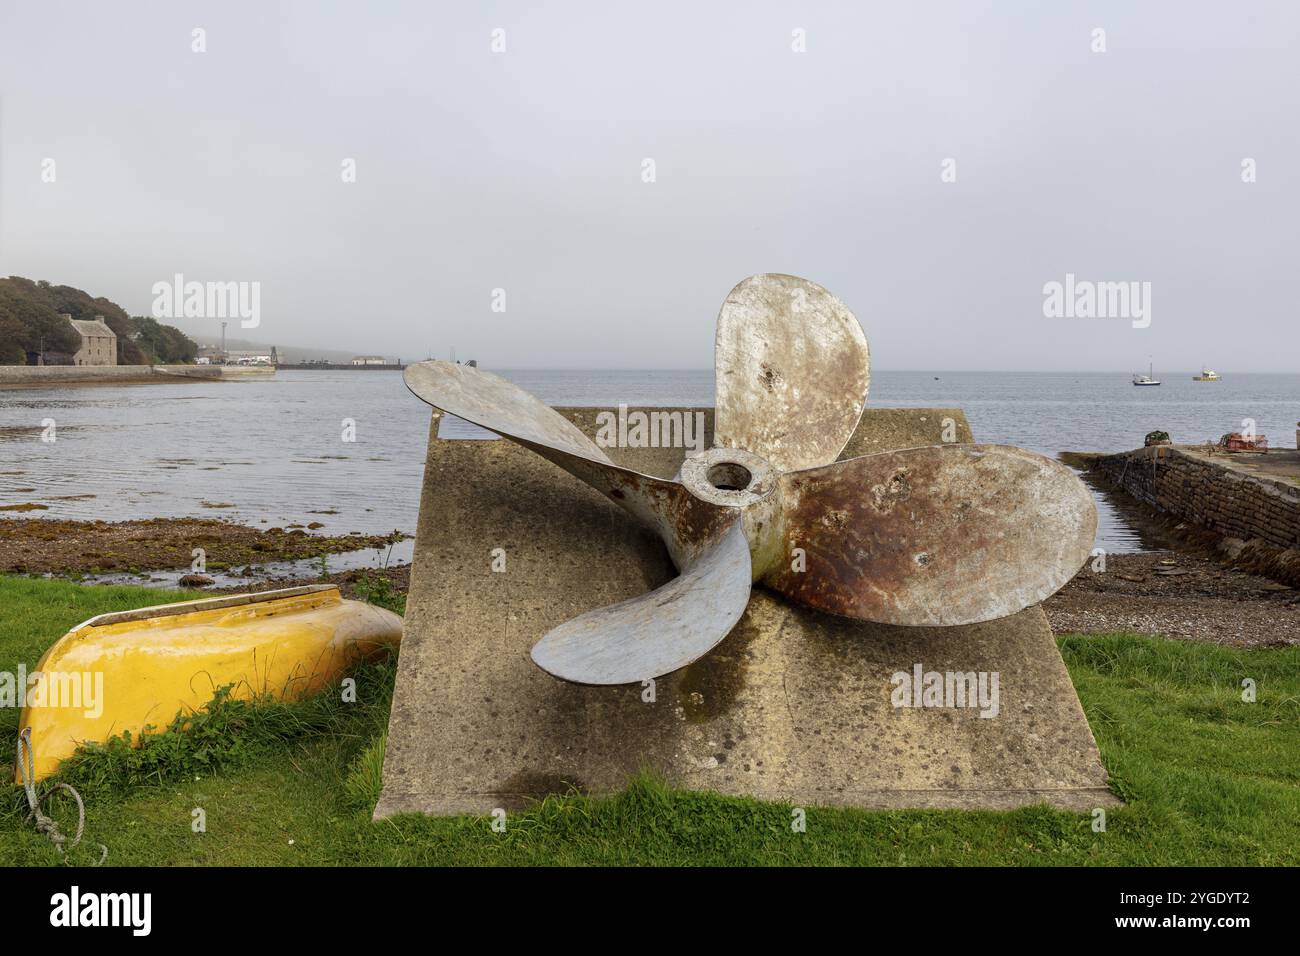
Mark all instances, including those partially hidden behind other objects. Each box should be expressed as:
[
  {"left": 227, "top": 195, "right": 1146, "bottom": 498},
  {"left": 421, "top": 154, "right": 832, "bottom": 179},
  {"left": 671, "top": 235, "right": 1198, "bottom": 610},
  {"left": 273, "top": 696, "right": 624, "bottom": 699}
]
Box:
[{"left": 16, "top": 727, "right": 107, "bottom": 864}]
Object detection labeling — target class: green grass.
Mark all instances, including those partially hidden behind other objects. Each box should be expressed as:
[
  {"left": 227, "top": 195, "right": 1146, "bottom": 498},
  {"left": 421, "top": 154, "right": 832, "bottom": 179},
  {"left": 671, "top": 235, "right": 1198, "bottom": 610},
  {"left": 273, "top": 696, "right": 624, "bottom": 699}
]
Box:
[{"left": 1, "top": 574, "right": 1297, "bottom": 866}]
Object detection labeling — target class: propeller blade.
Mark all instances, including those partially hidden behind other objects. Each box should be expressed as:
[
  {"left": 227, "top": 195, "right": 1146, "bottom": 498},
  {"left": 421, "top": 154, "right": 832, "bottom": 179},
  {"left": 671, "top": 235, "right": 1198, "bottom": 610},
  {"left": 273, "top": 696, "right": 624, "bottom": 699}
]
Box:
[
  {"left": 405, "top": 361, "right": 610, "bottom": 463},
  {"left": 531, "top": 520, "right": 753, "bottom": 684},
  {"left": 714, "top": 274, "right": 870, "bottom": 472},
  {"left": 763, "top": 444, "right": 1096, "bottom": 626},
  {"left": 404, "top": 360, "right": 733, "bottom": 567}
]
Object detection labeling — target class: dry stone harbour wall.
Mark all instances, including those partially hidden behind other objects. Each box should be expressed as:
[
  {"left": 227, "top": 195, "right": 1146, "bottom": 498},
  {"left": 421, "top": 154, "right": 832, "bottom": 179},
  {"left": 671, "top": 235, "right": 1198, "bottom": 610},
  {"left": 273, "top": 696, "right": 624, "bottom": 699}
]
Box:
[{"left": 1094, "top": 445, "right": 1300, "bottom": 551}]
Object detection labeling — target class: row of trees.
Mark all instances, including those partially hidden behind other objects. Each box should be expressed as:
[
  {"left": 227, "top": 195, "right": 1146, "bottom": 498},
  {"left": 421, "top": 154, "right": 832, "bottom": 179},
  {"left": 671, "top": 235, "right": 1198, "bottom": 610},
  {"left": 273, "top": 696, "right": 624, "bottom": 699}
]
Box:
[
  {"left": 131, "top": 316, "right": 199, "bottom": 364},
  {"left": 0, "top": 277, "right": 196, "bottom": 365}
]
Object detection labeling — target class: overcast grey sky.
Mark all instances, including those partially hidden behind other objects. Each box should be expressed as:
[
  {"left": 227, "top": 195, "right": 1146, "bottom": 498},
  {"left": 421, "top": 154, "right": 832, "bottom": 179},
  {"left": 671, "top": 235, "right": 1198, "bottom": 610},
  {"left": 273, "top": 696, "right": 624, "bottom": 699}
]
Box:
[{"left": 1, "top": 1, "right": 1296, "bottom": 370}]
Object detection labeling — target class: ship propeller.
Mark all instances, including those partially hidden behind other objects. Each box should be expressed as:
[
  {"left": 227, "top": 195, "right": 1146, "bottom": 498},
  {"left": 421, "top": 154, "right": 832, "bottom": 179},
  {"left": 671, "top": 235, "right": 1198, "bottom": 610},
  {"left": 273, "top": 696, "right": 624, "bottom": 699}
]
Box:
[{"left": 405, "top": 274, "right": 1096, "bottom": 685}]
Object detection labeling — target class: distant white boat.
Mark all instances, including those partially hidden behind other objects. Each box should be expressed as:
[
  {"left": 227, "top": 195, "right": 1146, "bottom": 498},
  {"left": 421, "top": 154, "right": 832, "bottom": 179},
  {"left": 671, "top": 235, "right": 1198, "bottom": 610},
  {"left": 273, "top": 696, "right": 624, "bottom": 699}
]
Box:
[
  {"left": 1133, "top": 361, "right": 1161, "bottom": 386},
  {"left": 1193, "top": 367, "right": 1221, "bottom": 381}
]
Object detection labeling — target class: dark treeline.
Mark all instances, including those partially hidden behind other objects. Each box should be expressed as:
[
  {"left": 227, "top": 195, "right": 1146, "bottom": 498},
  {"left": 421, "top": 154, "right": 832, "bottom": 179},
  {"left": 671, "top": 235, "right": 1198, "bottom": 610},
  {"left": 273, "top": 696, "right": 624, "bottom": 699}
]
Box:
[{"left": 0, "top": 276, "right": 196, "bottom": 365}]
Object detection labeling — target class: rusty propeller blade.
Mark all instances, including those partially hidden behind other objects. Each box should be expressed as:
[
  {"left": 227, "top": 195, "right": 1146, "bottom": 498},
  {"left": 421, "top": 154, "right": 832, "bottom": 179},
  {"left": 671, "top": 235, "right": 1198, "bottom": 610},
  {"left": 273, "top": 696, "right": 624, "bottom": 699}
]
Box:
[
  {"left": 714, "top": 274, "right": 870, "bottom": 473},
  {"left": 403, "top": 361, "right": 732, "bottom": 569},
  {"left": 530, "top": 520, "right": 753, "bottom": 685},
  {"left": 761, "top": 444, "right": 1097, "bottom": 626}
]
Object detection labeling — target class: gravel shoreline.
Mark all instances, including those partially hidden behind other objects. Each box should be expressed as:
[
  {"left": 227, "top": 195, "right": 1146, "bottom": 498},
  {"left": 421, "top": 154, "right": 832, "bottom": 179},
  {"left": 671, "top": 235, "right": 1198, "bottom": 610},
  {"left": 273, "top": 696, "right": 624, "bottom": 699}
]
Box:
[
  {"left": 1045, "top": 551, "right": 1300, "bottom": 647},
  {"left": 0, "top": 516, "right": 404, "bottom": 576}
]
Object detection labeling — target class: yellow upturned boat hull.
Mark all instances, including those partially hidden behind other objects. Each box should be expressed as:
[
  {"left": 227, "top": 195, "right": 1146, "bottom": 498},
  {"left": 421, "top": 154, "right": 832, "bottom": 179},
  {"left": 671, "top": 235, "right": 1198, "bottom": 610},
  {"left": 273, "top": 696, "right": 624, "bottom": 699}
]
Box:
[{"left": 15, "top": 585, "right": 402, "bottom": 783}]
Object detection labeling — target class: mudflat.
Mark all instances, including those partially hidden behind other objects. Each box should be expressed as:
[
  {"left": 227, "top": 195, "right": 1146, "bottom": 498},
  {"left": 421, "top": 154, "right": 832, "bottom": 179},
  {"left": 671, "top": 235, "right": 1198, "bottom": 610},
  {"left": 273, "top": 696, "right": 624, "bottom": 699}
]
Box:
[{"left": 0, "top": 516, "right": 402, "bottom": 575}]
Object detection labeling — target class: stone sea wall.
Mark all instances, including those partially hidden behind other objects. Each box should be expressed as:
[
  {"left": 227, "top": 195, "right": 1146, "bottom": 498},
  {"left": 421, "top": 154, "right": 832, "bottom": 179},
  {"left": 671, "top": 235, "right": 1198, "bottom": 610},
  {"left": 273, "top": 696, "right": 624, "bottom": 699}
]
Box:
[
  {"left": 0, "top": 365, "right": 274, "bottom": 388},
  {"left": 1092, "top": 445, "right": 1300, "bottom": 568}
]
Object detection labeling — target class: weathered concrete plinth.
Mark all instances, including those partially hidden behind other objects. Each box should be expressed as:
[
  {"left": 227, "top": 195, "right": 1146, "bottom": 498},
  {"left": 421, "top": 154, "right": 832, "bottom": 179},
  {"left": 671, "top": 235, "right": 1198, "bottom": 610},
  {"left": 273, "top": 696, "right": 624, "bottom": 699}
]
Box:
[{"left": 376, "top": 407, "right": 1117, "bottom": 818}]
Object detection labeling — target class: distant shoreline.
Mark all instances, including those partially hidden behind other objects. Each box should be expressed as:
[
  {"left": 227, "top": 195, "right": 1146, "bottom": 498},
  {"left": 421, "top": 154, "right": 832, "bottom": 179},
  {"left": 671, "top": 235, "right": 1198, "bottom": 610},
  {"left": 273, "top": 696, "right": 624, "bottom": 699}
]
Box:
[
  {"left": 275, "top": 363, "right": 405, "bottom": 371},
  {"left": 0, "top": 364, "right": 274, "bottom": 389}
]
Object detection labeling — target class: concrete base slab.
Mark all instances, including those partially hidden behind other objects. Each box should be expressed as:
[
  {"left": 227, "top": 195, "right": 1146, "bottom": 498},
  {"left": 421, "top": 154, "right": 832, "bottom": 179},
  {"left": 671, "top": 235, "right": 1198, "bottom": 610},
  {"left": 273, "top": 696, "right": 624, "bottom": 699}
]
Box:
[{"left": 376, "top": 407, "right": 1118, "bottom": 818}]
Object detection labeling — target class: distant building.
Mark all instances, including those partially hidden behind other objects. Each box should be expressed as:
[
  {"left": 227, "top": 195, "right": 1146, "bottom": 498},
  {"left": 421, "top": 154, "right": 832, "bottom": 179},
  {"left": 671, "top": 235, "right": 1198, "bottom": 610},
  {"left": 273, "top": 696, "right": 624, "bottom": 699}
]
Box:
[
  {"left": 26, "top": 342, "right": 74, "bottom": 365},
  {"left": 351, "top": 355, "right": 388, "bottom": 365},
  {"left": 67, "top": 314, "right": 117, "bottom": 366}
]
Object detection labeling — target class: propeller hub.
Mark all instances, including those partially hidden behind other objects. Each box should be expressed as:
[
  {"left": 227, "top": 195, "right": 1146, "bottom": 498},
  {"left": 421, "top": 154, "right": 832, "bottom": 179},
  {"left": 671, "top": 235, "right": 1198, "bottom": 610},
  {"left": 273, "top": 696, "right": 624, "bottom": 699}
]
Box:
[{"left": 679, "top": 447, "right": 776, "bottom": 508}]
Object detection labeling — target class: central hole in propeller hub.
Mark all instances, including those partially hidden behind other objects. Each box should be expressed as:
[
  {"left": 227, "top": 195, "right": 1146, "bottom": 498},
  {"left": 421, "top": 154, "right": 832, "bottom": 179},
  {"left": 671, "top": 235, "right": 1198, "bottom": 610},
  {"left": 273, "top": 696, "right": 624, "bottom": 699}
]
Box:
[
  {"left": 679, "top": 447, "right": 772, "bottom": 506},
  {"left": 707, "top": 462, "right": 752, "bottom": 491}
]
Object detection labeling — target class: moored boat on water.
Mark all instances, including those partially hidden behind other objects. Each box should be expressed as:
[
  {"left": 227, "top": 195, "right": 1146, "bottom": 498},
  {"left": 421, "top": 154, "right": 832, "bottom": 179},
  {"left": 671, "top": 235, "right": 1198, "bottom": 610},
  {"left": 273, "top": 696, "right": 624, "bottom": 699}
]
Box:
[{"left": 1133, "top": 361, "right": 1161, "bottom": 386}]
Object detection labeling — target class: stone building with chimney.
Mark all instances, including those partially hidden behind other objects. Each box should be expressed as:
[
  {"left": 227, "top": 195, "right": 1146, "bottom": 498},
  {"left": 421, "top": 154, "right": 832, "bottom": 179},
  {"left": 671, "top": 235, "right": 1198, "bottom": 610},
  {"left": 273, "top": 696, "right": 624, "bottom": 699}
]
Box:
[{"left": 67, "top": 314, "right": 117, "bottom": 366}]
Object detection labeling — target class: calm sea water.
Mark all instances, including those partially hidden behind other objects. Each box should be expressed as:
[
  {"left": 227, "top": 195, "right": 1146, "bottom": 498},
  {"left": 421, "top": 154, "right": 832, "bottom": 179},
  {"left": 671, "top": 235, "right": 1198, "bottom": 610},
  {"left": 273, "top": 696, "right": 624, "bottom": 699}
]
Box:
[{"left": 2, "top": 369, "right": 1296, "bottom": 554}]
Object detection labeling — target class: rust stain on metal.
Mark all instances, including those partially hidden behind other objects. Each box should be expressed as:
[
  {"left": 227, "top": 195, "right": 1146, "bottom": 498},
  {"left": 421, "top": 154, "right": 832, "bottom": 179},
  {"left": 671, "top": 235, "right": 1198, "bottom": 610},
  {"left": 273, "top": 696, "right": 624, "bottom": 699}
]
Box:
[{"left": 764, "top": 444, "right": 1097, "bottom": 626}]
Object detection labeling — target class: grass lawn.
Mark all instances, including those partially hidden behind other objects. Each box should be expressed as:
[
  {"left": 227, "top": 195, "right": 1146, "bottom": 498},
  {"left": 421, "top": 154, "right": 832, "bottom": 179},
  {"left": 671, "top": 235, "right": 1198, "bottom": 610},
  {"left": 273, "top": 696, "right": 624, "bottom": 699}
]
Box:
[{"left": 1, "top": 573, "right": 1297, "bottom": 866}]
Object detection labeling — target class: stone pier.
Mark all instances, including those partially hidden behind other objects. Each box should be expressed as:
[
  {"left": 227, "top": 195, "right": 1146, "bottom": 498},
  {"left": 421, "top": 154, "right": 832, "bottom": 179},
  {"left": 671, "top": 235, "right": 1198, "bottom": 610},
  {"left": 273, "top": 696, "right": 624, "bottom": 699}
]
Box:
[
  {"left": 0, "top": 365, "right": 274, "bottom": 388},
  {"left": 1087, "top": 444, "right": 1300, "bottom": 583},
  {"left": 1092, "top": 445, "right": 1300, "bottom": 550}
]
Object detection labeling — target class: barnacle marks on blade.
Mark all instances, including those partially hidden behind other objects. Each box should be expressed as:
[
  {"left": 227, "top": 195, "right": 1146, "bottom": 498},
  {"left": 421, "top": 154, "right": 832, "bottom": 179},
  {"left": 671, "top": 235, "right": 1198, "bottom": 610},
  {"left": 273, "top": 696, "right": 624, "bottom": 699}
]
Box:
[{"left": 714, "top": 274, "right": 870, "bottom": 474}]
